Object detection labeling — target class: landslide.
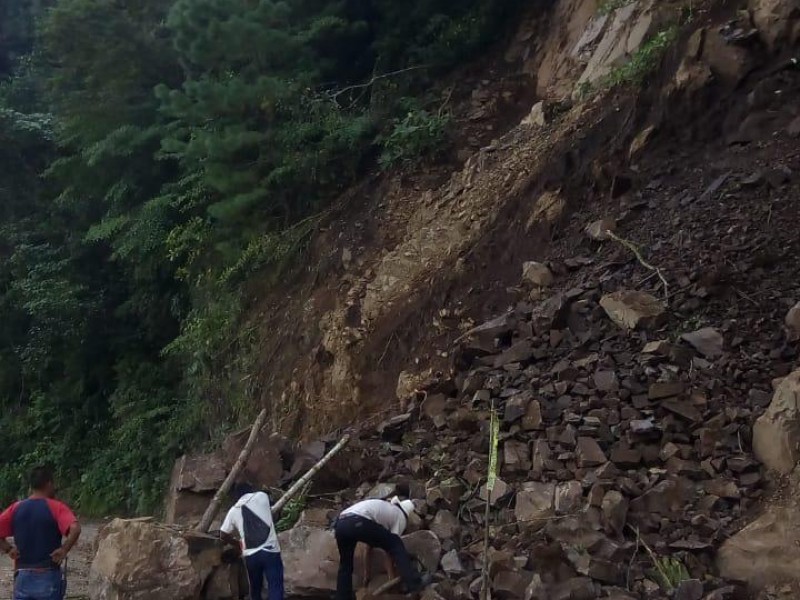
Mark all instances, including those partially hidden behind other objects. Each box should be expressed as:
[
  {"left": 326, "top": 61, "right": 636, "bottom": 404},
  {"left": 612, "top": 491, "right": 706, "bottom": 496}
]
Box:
[{"left": 245, "top": 0, "right": 800, "bottom": 446}]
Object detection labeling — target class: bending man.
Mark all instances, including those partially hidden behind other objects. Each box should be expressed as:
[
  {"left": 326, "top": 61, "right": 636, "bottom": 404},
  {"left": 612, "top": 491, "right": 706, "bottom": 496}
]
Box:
[
  {"left": 0, "top": 466, "right": 81, "bottom": 600},
  {"left": 220, "top": 483, "right": 284, "bottom": 600},
  {"left": 334, "top": 496, "right": 427, "bottom": 600}
]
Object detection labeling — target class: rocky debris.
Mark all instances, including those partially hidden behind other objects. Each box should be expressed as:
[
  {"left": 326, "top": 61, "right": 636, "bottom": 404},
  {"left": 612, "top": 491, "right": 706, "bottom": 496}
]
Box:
[
  {"left": 280, "top": 526, "right": 344, "bottom": 597},
  {"left": 585, "top": 218, "right": 617, "bottom": 241},
  {"left": 748, "top": 0, "right": 800, "bottom": 52},
  {"left": 89, "top": 518, "right": 234, "bottom": 600},
  {"left": 681, "top": 327, "right": 724, "bottom": 358},
  {"left": 717, "top": 506, "right": 800, "bottom": 587},
  {"left": 785, "top": 301, "right": 800, "bottom": 341},
  {"left": 522, "top": 261, "right": 554, "bottom": 287},
  {"left": 752, "top": 369, "right": 800, "bottom": 473},
  {"left": 521, "top": 101, "right": 546, "bottom": 128},
  {"left": 600, "top": 291, "right": 666, "bottom": 330}
]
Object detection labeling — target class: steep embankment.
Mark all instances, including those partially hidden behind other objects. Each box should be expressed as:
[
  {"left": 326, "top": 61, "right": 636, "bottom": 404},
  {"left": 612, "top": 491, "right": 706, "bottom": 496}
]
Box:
[{"left": 248, "top": 0, "right": 799, "bottom": 443}]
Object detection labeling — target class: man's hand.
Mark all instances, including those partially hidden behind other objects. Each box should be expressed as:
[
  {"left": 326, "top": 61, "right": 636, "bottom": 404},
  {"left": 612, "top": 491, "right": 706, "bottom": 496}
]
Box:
[{"left": 51, "top": 546, "right": 68, "bottom": 565}]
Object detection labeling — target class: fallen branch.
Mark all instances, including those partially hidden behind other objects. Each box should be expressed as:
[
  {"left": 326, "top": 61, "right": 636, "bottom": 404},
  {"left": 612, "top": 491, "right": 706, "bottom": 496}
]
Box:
[
  {"left": 273, "top": 433, "right": 352, "bottom": 513},
  {"left": 197, "top": 408, "right": 268, "bottom": 532},
  {"left": 605, "top": 230, "right": 670, "bottom": 303},
  {"left": 329, "top": 65, "right": 429, "bottom": 106}
]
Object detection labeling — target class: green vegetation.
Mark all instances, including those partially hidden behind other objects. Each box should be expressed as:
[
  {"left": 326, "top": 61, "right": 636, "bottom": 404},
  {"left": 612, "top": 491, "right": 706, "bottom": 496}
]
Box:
[
  {"left": 597, "top": 0, "right": 633, "bottom": 16},
  {"left": 603, "top": 27, "right": 679, "bottom": 88},
  {"left": 0, "top": 0, "right": 523, "bottom": 514},
  {"left": 652, "top": 556, "right": 691, "bottom": 591},
  {"left": 575, "top": 26, "right": 679, "bottom": 98}
]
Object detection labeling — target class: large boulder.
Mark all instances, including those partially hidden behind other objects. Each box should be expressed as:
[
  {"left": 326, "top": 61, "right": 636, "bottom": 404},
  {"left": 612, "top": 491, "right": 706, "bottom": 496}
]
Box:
[
  {"left": 279, "top": 526, "right": 344, "bottom": 598},
  {"left": 279, "top": 526, "right": 442, "bottom": 597},
  {"left": 752, "top": 369, "right": 800, "bottom": 473},
  {"left": 749, "top": 0, "right": 800, "bottom": 52},
  {"left": 89, "top": 518, "right": 223, "bottom": 600},
  {"left": 786, "top": 301, "right": 800, "bottom": 342},
  {"left": 717, "top": 506, "right": 800, "bottom": 587},
  {"left": 165, "top": 454, "right": 226, "bottom": 526},
  {"left": 222, "top": 429, "right": 288, "bottom": 488}
]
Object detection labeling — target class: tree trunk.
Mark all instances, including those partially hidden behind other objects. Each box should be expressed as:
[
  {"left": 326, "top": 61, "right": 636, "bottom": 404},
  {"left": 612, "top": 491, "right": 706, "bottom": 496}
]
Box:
[{"left": 196, "top": 408, "right": 268, "bottom": 532}]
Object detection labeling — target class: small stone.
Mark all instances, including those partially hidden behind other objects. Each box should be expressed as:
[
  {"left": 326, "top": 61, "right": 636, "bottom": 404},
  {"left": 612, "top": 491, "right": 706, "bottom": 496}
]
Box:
[
  {"left": 576, "top": 437, "right": 607, "bottom": 467},
  {"left": 593, "top": 370, "right": 618, "bottom": 392},
  {"left": 515, "top": 483, "right": 555, "bottom": 522},
  {"left": 555, "top": 481, "right": 583, "bottom": 514},
  {"left": 504, "top": 440, "right": 532, "bottom": 473},
  {"left": 662, "top": 398, "right": 702, "bottom": 422},
  {"left": 430, "top": 510, "right": 460, "bottom": 540},
  {"left": 585, "top": 218, "right": 617, "bottom": 241},
  {"left": 522, "top": 399, "right": 543, "bottom": 430},
  {"left": 504, "top": 392, "right": 532, "bottom": 423},
  {"left": 600, "top": 291, "right": 666, "bottom": 330},
  {"left": 674, "top": 579, "right": 704, "bottom": 600},
  {"left": 681, "top": 327, "right": 724, "bottom": 358},
  {"left": 480, "top": 478, "right": 510, "bottom": 506},
  {"left": 522, "top": 261, "right": 554, "bottom": 287},
  {"left": 643, "top": 340, "right": 671, "bottom": 354},
  {"left": 441, "top": 549, "right": 464, "bottom": 575},
  {"left": 601, "top": 491, "right": 628, "bottom": 535},
  {"left": 648, "top": 381, "right": 685, "bottom": 400},
  {"left": 367, "top": 483, "right": 397, "bottom": 499},
  {"left": 521, "top": 101, "right": 546, "bottom": 127}
]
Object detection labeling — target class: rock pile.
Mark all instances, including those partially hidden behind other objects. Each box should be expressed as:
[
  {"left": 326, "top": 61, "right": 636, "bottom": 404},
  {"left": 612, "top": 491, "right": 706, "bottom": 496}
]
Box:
[{"left": 273, "top": 273, "right": 796, "bottom": 599}]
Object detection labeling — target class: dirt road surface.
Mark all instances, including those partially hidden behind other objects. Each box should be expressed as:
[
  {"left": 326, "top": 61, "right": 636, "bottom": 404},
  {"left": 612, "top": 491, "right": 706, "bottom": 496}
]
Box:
[{"left": 0, "top": 520, "right": 102, "bottom": 600}]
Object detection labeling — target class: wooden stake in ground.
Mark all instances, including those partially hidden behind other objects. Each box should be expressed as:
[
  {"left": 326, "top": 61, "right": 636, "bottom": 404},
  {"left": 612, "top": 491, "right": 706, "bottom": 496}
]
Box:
[
  {"left": 273, "top": 433, "right": 351, "bottom": 513},
  {"left": 480, "top": 403, "right": 500, "bottom": 600},
  {"left": 197, "top": 408, "right": 268, "bottom": 532}
]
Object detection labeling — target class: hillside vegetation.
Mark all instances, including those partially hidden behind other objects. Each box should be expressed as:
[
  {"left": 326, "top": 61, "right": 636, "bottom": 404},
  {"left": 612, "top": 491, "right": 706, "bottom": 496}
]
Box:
[{"left": 0, "top": 0, "right": 523, "bottom": 514}]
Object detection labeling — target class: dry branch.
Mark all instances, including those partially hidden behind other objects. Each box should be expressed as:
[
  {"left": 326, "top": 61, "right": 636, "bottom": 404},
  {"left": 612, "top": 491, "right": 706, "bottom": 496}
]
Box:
[
  {"left": 197, "top": 408, "right": 268, "bottom": 532},
  {"left": 605, "top": 230, "right": 670, "bottom": 302}
]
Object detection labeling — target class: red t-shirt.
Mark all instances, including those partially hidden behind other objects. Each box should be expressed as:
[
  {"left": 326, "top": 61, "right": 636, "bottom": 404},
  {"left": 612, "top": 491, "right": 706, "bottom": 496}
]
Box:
[{"left": 0, "top": 497, "right": 77, "bottom": 568}]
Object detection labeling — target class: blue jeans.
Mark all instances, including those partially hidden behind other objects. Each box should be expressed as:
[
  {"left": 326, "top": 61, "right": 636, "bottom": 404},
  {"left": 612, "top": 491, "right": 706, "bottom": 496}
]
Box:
[
  {"left": 14, "top": 569, "right": 64, "bottom": 600},
  {"left": 245, "top": 550, "right": 284, "bottom": 600}
]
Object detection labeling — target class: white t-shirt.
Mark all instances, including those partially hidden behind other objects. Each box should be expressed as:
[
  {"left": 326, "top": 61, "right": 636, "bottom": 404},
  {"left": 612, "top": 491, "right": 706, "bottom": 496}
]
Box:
[
  {"left": 341, "top": 499, "right": 407, "bottom": 535},
  {"left": 221, "top": 492, "right": 280, "bottom": 556}
]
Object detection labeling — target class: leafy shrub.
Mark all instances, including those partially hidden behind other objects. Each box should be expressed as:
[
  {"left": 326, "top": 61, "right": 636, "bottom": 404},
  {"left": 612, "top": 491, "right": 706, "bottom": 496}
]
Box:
[
  {"left": 379, "top": 109, "right": 451, "bottom": 169},
  {"left": 603, "top": 27, "right": 678, "bottom": 88}
]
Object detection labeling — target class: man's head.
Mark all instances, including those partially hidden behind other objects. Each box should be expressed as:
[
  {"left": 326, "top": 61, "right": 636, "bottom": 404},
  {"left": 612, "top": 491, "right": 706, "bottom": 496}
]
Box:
[
  {"left": 29, "top": 466, "right": 56, "bottom": 498},
  {"left": 229, "top": 482, "right": 257, "bottom": 502},
  {"left": 390, "top": 496, "right": 416, "bottom": 531}
]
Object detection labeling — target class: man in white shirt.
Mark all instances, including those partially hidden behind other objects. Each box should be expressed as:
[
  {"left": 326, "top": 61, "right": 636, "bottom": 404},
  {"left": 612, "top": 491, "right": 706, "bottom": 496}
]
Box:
[
  {"left": 334, "top": 496, "right": 426, "bottom": 600},
  {"left": 220, "top": 483, "right": 284, "bottom": 600}
]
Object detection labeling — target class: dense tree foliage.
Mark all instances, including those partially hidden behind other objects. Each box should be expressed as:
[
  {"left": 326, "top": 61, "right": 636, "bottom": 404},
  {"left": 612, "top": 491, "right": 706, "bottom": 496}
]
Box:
[{"left": 0, "top": 0, "right": 522, "bottom": 514}]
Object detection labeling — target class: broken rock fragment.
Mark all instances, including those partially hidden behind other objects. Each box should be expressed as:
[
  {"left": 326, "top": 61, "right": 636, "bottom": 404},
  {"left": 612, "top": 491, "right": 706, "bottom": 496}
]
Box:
[
  {"left": 576, "top": 437, "right": 607, "bottom": 467},
  {"left": 600, "top": 291, "right": 666, "bottom": 330},
  {"left": 752, "top": 369, "right": 800, "bottom": 473},
  {"left": 585, "top": 218, "right": 617, "bottom": 241},
  {"left": 681, "top": 327, "right": 724, "bottom": 358},
  {"left": 522, "top": 261, "right": 554, "bottom": 287},
  {"left": 786, "top": 301, "right": 800, "bottom": 341}
]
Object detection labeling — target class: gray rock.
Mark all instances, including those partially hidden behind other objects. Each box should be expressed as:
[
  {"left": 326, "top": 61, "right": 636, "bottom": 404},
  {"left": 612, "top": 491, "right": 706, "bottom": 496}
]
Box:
[{"left": 681, "top": 327, "right": 724, "bottom": 358}]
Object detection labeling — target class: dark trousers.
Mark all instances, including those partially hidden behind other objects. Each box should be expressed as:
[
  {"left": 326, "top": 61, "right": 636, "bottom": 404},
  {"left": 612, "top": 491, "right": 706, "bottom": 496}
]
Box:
[
  {"left": 334, "top": 515, "right": 421, "bottom": 600},
  {"left": 244, "top": 550, "right": 284, "bottom": 600}
]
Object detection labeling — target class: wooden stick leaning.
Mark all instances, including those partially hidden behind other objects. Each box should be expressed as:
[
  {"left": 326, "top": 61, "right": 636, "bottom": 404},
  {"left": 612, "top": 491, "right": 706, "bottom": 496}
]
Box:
[
  {"left": 273, "top": 433, "right": 352, "bottom": 513},
  {"left": 197, "top": 408, "right": 269, "bottom": 532}
]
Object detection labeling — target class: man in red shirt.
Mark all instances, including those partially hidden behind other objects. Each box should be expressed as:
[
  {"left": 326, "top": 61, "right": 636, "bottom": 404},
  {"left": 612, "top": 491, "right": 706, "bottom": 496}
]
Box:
[{"left": 0, "top": 467, "right": 81, "bottom": 600}]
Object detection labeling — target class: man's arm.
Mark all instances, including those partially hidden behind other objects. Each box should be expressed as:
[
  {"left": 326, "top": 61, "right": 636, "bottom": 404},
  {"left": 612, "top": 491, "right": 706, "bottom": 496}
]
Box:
[
  {"left": 0, "top": 504, "right": 18, "bottom": 561},
  {"left": 51, "top": 521, "right": 81, "bottom": 565}
]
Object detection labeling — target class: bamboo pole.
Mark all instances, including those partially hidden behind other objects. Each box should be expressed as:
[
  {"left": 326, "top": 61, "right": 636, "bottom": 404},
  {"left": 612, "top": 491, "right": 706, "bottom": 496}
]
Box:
[
  {"left": 273, "top": 433, "right": 351, "bottom": 513},
  {"left": 368, "top": 576, "right": 402, "bottom": 597},
  {"left": 197, "top": 408, "right": 268, "bottom": 532}
]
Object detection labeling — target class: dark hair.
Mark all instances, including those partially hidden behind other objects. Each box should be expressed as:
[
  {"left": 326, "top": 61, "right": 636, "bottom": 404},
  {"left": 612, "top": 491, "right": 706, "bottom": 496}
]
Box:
[
  {"left": 29, "top": 466, "right": 54, "bottom": 491},
  {"left": 229, "top": 482, "right": 256, "bottom": 501}
]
